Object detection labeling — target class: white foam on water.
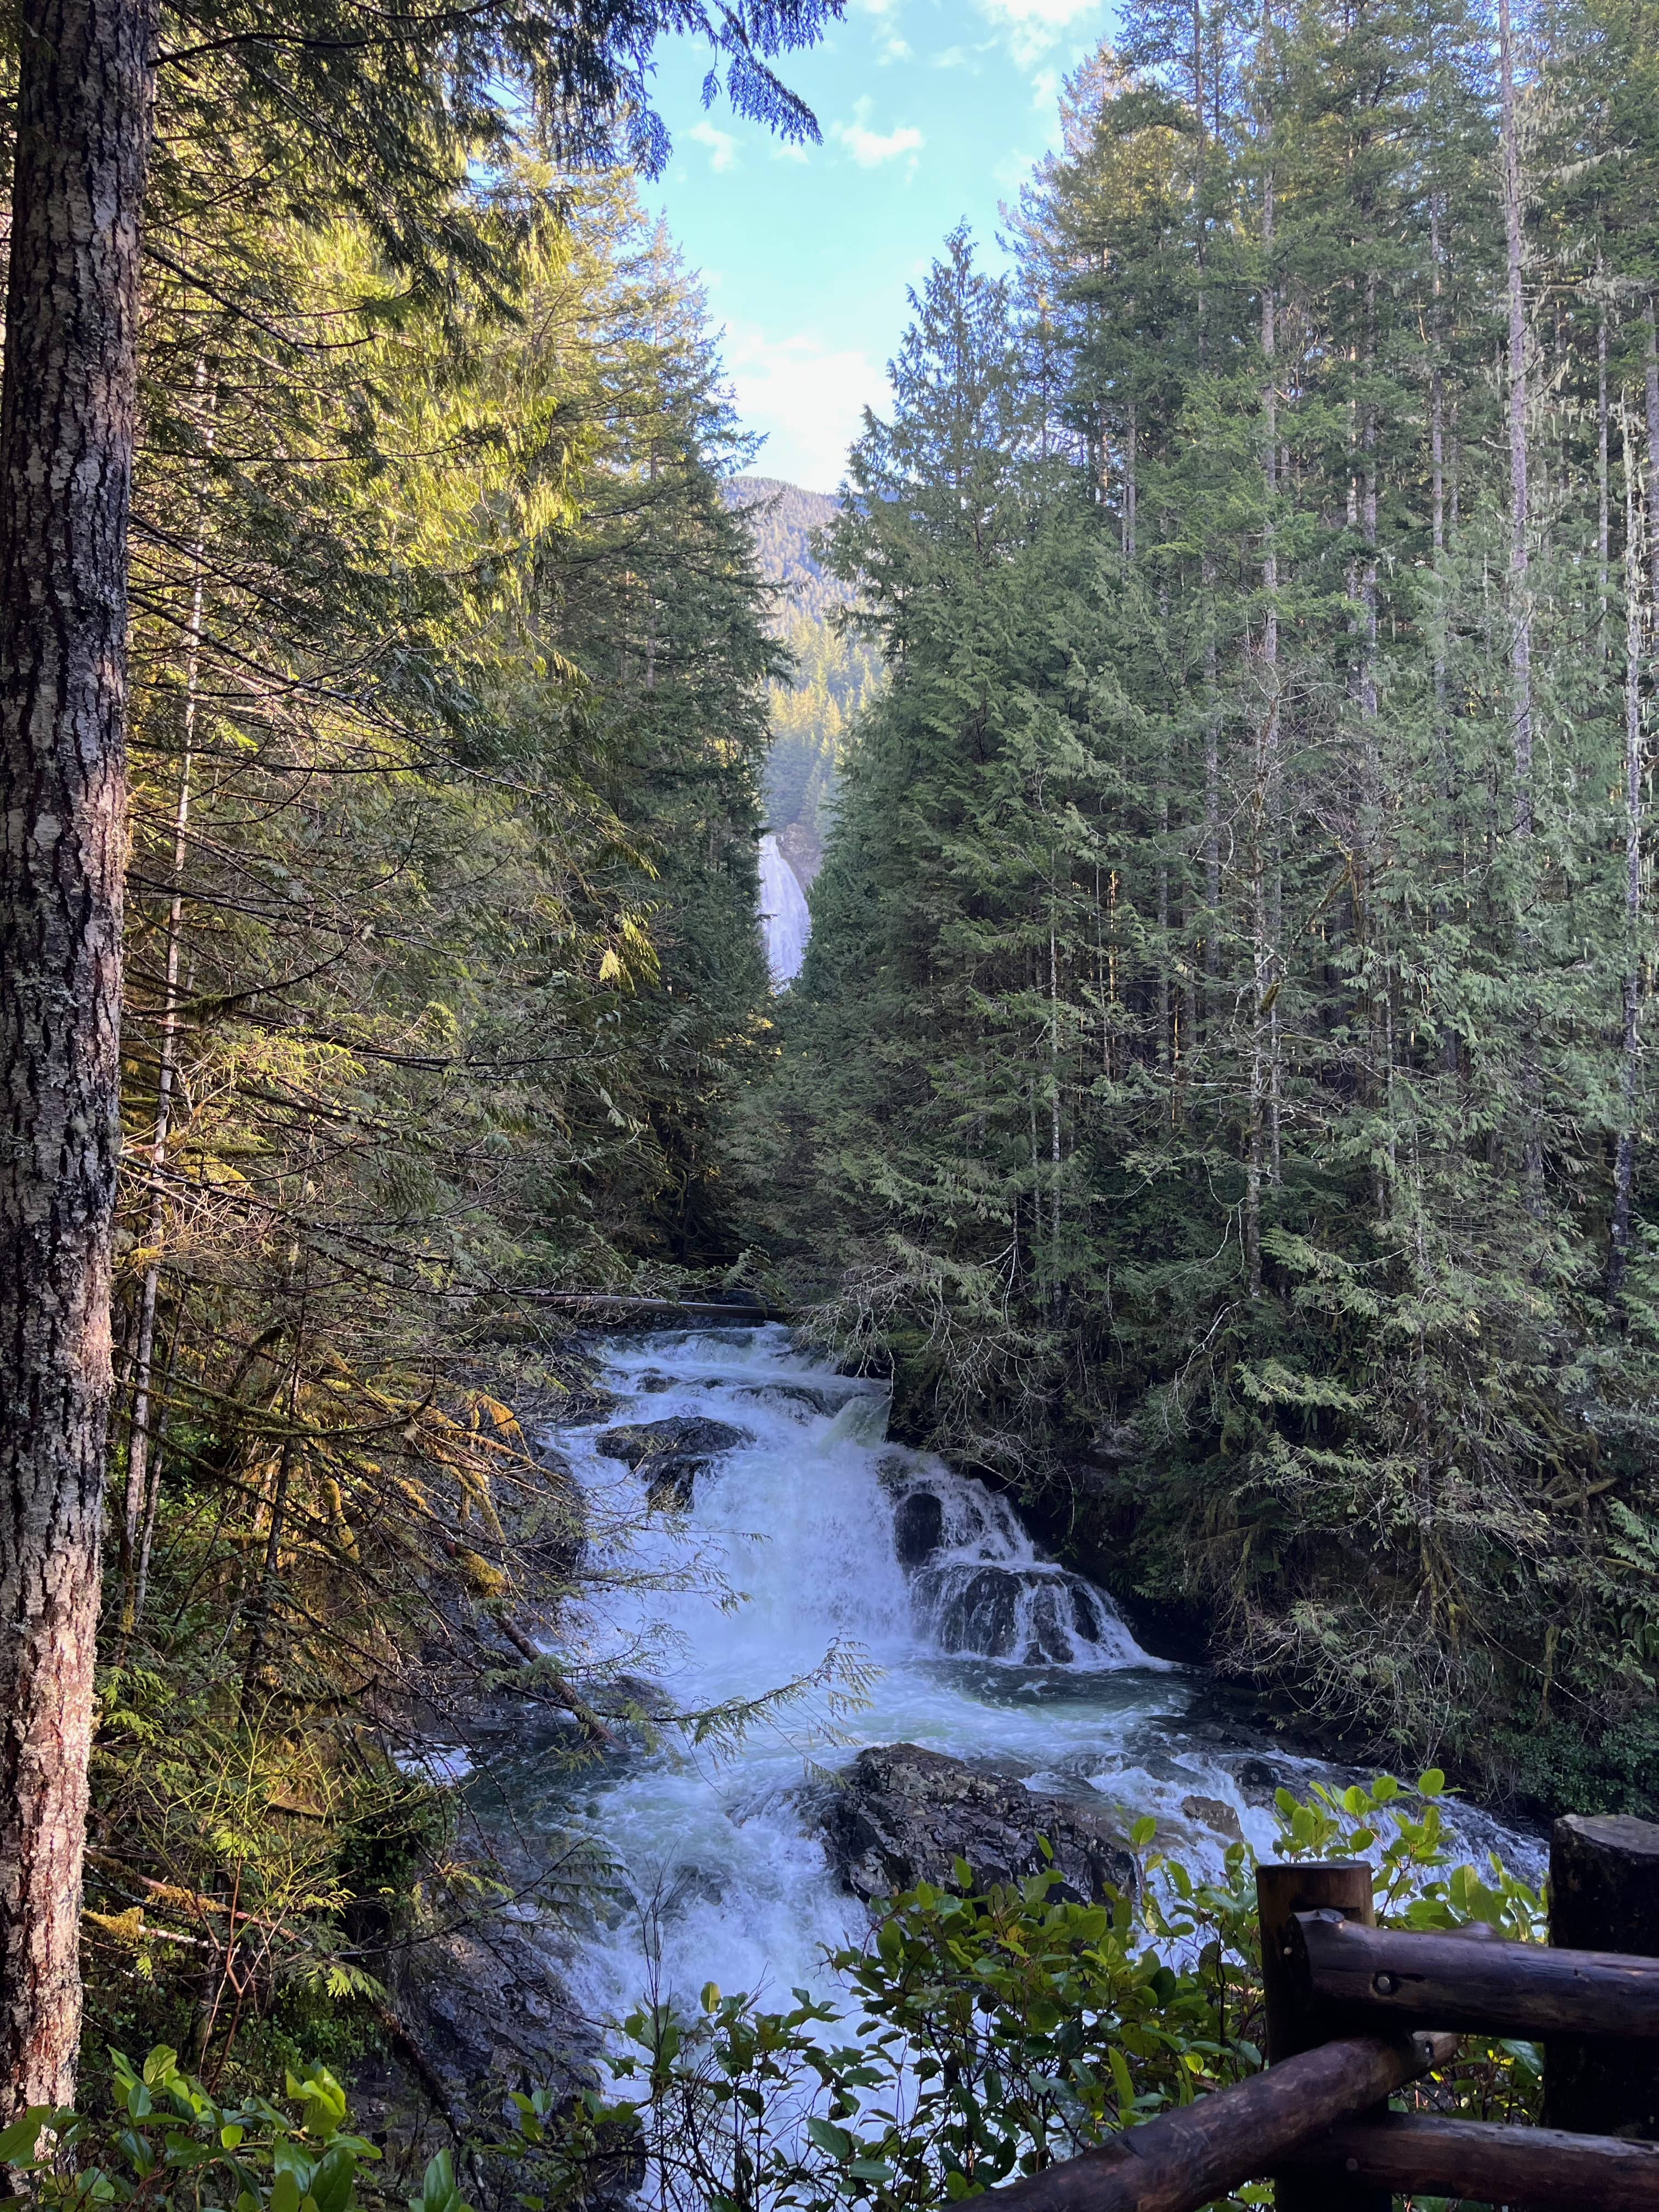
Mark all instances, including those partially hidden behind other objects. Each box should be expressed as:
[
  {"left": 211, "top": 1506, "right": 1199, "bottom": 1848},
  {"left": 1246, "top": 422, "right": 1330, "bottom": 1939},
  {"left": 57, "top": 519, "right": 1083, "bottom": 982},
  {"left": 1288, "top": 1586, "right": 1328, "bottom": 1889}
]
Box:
[
  {"left": 475, "top": 1324, "right": 1542, "bottom": 2041},
  {"left": 758, "top": 834, "right": 811, "bottom": 989}
]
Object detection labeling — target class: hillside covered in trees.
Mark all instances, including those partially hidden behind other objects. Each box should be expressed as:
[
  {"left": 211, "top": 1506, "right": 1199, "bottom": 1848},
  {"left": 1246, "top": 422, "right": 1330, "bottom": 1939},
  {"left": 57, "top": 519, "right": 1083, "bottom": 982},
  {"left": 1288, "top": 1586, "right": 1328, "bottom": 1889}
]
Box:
[
  {"left": 729, "top": 476, "right": 882, "bottom": 883},
  {"left": 742, "top": 0, "right": 1659, "bottom": 1820},
  {"left": 70, "top": 168, "right": 782, "bottom": 2105},
  {"left": 0, "top": 0, "right": 840, "bottom": 2136}
]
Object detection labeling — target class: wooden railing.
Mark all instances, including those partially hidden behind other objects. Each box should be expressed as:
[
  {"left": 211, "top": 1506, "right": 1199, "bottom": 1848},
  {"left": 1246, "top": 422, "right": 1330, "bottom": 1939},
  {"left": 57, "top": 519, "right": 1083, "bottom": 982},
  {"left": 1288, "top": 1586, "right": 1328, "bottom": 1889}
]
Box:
[{"left": 994, "top": 1813, "right": 1659, "bottom": 2212}]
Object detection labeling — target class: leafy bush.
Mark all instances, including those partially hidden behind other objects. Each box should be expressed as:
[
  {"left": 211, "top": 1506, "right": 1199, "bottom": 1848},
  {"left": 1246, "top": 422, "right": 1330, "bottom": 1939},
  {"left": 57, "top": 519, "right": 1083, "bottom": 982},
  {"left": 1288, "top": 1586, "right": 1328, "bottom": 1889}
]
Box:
[
  {"left": 4, "top": 1777, "right": 1545, "bottom": 2212},
  {"left": 0, "top": 2045, "right": 420, "bottom": 2212}
]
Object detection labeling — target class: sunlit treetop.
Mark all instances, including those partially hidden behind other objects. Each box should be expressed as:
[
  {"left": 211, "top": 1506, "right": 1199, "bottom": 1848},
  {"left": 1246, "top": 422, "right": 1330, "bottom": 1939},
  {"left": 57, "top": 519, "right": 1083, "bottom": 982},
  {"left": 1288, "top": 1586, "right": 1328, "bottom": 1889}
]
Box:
[{"left": 152, "top": 0, "right": 845, "bottom": 289}]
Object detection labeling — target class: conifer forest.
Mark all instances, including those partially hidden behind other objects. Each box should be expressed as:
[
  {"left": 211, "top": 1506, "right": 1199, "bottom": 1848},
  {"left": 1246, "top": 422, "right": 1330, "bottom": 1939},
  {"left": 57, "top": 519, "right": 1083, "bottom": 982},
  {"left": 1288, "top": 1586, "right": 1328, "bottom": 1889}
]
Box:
[{"left": 2, "top": 0, "right": 1659, "bottom": 2198}]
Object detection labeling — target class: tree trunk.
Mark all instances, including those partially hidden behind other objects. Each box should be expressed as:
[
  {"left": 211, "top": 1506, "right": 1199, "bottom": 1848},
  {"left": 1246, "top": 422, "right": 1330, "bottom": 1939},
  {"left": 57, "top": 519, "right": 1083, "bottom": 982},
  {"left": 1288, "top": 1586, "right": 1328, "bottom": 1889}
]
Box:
[
  {"left": 1048, "top": 921, "right": 1062, "bottom": 1279},
  {"left": 132, "top": 1296, "right": 185, "bottom": 1629},
  {"left": 1360, "top": 274, "right": 1379, "bottom": 729},
  {"left": 1497, "top": 0, "right": 1544, "bottom": 1214},
  {"left": 1156, "top": 783, "right": 1171, "bottom": 1073},
  {"left": 1122, "top": 401, "right": 1137, "bottom": 564},
  {"left": 1430, "top": 197, "right": 1458, "bottom": 1077},
  {"left": 0, "top": 0, "right": 156, "bottom": 2117},
  {"left": 122, "top": 378, "right": 213, "bottom": 1631},
  {"left": 1203, "top": 551, "right": 1220, "bottom": 1010},
  {"left": 1499, "top": 0, "right": 1532, "bottom": 836},
  {"left": 1430, "top": 201, "right": 1445, "bottom": 576},
  {"left": 1611, "top": 407, "right": 1646, "bottom": 1297},
  {"left": 1248, "top": 29, "right": 1278, "bottom": 1302},
  {"left": 1598, "top": 286, "right": 1610, "bottom": 633}
]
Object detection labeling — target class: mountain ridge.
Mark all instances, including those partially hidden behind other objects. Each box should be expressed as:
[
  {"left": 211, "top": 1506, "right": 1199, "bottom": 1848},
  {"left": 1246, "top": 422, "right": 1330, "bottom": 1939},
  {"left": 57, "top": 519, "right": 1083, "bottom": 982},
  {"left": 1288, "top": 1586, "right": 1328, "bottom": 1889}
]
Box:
[
  {"left": 725, "top": 473, "right": 882, "bottom": 890},
  {"left": 724, "top": 475, "right": 848, "bottom": 625}
]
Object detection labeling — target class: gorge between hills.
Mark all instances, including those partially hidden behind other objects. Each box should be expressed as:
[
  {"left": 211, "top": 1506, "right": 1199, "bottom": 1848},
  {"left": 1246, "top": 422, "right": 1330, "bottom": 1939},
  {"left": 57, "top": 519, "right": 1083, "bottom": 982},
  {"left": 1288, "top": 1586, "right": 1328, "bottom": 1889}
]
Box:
[{"left": 13, "top": 0, "right": 1659, "bottom": 2170}]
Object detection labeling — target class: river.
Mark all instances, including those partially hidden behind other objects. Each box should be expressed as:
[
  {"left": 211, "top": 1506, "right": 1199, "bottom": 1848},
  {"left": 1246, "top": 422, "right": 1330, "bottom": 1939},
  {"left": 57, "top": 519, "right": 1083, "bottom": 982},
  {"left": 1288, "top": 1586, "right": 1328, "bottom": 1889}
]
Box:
[{"left": 467, "top": 1322, "right": 1538, "bottom": 2042}]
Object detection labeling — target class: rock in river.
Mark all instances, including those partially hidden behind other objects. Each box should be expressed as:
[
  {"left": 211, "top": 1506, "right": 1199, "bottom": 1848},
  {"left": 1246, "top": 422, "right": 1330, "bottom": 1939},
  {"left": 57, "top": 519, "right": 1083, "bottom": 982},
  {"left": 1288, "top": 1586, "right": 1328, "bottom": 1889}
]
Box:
[
  {"left": 817, "top": 1742, "right": 1137, "bottom": 1905},
  {"left": 592, "top": 1415, "right": 752, "bottom": 1510}
]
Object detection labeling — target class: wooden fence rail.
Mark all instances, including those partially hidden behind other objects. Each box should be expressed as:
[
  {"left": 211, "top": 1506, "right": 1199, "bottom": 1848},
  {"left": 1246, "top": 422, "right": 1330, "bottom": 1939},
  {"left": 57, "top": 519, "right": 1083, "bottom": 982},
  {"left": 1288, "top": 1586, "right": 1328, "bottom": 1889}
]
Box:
[
  {"left": 992, "top": 1813, "right": 1659, "bottom": 2212},
  {"left": 1289, "top": 1908, "right": 1659, "bottom": 2040}
]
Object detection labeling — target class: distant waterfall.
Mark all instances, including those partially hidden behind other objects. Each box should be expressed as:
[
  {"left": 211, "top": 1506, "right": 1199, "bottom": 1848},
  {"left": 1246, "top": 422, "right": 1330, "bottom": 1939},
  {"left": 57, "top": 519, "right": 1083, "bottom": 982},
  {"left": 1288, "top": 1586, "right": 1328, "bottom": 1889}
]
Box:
[{"left": 758, "top": 833, "right": 811, "bottom": 989}]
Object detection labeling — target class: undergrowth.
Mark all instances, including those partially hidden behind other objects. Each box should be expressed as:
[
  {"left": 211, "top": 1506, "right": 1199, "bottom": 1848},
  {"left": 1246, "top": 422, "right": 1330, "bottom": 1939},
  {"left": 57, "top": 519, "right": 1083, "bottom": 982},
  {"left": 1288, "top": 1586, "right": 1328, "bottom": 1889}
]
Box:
[{"left": 12, "top": 1774, "right": 1545, "bottom": 2212}]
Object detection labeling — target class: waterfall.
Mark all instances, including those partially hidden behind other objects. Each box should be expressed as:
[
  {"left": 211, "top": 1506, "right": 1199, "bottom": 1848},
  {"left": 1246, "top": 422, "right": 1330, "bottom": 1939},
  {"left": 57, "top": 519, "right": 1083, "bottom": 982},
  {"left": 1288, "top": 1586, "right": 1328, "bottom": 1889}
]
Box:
[
  {"left": 758, "top": 833, "right": 811, "bottom": 988},
  {"left": 470, "top": 1325, "right": 1539, "bottom": 2040}
]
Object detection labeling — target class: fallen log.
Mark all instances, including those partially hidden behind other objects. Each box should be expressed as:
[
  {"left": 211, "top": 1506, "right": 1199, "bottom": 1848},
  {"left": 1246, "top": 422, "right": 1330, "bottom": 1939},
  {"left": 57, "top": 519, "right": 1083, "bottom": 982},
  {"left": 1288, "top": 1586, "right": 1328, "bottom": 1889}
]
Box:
[
  {"left": 494, "top": 1612, "right": 618, "bottom": 1748},
  {"left": 511, "top": 1292, "right": 795, "bottom": 1324},
  {"left": 83, "top": 1848, "right": 300, "bottom": 1939}
]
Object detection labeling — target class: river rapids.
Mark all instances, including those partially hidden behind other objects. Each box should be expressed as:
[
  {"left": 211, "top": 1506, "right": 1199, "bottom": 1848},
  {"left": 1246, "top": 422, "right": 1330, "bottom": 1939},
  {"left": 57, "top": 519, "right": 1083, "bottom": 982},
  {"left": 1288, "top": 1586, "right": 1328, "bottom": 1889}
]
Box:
[{"left": 464, "top": 1324, "right": 1538, "bottom": 2039}]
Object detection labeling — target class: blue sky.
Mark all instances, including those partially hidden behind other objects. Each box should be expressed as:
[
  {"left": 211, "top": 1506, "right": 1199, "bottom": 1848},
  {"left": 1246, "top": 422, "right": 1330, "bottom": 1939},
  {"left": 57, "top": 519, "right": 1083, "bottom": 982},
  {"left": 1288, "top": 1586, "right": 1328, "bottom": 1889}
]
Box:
[{"left": 645, "top": 0, "right": 1115, "bottom": 492}]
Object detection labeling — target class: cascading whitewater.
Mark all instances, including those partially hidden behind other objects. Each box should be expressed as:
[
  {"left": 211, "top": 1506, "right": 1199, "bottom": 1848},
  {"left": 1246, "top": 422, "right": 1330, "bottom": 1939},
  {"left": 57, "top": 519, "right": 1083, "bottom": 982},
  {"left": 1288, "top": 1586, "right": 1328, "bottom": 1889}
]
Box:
[
  {"left": 879, "top": 1450, "right": 1149, "bottom": 1668},
  {"left": 471, "top": 1324, "right": 1537, "bottom": 2035},
  {"left": 758, "top": 833, "right": 811, "bottom": 988}
]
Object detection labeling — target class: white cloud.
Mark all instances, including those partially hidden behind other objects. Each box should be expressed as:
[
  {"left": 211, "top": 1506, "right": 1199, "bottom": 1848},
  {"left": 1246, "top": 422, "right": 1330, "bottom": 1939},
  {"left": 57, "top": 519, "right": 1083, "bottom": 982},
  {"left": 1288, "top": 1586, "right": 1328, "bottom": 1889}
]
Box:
[
  {"left": 1031, "top": 64, "right": 1060, "bottom": 112},
  {"left": 832, "top": 96, "right": 925, "bottom": 170},
  {"left": 850, "top": 0, "right": 912, "bottom": 61},
  {"left": 723, "top": 326, "right": 888, "bottom": 493},
  {"left": 689, "top": 119, "right": 738, "bottom": 172},
  {"left": 975, "top": 0, "right": 1103, "bottom": 66}
]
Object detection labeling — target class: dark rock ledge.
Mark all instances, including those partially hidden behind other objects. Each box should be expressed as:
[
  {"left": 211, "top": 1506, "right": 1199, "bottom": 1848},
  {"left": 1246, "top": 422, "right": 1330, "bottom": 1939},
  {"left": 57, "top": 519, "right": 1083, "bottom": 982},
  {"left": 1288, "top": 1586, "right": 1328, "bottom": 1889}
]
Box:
[
  {"left": 815, "top": 1742, "right": 1137, "bottom": 1906},
  {"left": 593, "top": 1415, "right": 753, "bottom": 1510}
]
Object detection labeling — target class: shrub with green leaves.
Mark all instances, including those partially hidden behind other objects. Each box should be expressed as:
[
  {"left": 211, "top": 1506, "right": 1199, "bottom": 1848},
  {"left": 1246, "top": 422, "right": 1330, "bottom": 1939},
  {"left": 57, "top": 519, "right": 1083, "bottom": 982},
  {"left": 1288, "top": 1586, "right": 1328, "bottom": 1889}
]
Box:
[
  {"left": 3, "top": 1779, "right": 1544, "bottom": 2212},
  {"left": 0, "top": 2046, "right": 385, "bottom": 2212}
]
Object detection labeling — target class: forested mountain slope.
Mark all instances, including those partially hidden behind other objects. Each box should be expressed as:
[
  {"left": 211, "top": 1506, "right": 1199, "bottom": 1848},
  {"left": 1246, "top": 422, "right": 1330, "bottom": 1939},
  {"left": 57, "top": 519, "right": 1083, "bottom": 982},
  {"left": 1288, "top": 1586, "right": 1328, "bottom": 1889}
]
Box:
[
  {"left": 727, "top": 477, "right": 843, "bottom": 617},
  {"left": 742, "top": 5, "right": 1659, "bottom": 1820},
  {"left": 727, "top": 475, "right": 883, "bottom": 883}
]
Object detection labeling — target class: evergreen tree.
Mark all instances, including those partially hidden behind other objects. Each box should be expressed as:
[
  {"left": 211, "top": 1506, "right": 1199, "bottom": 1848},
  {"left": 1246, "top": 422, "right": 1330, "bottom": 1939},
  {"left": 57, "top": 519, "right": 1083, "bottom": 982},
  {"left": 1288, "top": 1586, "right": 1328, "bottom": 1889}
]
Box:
[{"left": 751, "top": 13, "right": 1659, "bottom": 1813}]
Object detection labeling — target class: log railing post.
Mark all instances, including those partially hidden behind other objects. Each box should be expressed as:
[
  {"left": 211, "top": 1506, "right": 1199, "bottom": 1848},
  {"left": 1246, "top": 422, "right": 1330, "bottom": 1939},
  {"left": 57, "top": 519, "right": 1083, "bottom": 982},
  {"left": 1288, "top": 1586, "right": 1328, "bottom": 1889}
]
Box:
[
  {"left": 1543, "top": 1814, "right": 1659, "bottom": 2141},
  {"left": 1257, "top": 1860, "right": 1389, "bottom": 2212}
]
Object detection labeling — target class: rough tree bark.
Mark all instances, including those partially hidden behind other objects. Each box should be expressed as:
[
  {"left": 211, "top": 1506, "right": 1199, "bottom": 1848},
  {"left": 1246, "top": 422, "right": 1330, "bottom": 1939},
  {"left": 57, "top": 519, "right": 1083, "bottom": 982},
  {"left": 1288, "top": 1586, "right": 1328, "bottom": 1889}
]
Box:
[
  {"left": 1498, "top": 0, "right": 1531, "bottom": 835},
  {"left": 0, "top": 0, "right": 157, "bottom": 2118},
  {"left": 1611, "top": 408, "right": 1647, "bottom": 1297}
]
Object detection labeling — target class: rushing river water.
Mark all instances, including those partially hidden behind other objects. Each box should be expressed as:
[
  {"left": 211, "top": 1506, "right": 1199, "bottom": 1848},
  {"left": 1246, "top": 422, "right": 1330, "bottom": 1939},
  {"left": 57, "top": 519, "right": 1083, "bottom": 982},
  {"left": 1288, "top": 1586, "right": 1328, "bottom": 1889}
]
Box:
[{"left": 466, "top": 1323, "right": 1538, "bottom": 2038}]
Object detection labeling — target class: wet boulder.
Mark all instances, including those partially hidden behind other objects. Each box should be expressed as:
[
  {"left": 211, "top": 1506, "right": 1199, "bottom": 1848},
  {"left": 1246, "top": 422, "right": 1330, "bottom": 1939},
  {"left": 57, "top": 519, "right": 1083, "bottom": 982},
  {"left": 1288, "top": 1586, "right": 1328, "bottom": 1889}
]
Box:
[
  {"left": 909, "top": 1561, "right": 1110, "bottom": 1666},
  {"left": 1237, "top": 1757, "right": 1284, "bottom": 1806},
  {"left": 593, "top": 1415, "right": 752, "bottom": 1509},
  {"left": 732, "top": 1381, "right": 847, "bottom": 1418},
  {"left": 816, "top": 1742, "right": 1137, "bottom": 1906},
  {"left": 1181, "top": 1793, "right": 1245, "bottom": 1842},
  {"left": 892, "top": 1489, "right": 945, "bottom": 1569}
]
